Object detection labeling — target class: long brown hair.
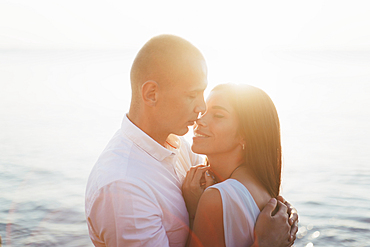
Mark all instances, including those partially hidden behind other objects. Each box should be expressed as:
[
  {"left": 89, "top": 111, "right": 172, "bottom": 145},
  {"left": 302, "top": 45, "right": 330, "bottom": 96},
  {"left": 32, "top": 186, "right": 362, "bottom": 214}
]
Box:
[{"left": 212, "top": 83, "right": 282, "bottom": 198}]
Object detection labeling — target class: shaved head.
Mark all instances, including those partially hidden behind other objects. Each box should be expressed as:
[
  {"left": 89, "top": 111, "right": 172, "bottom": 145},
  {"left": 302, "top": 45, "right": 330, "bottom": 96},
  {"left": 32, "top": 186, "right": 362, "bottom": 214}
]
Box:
[
  {"left": 130, "top": 34, "right": 206, "bottom": 106},
  {"left": 128, "top": 34, "right": 207, "bottom": 144}
]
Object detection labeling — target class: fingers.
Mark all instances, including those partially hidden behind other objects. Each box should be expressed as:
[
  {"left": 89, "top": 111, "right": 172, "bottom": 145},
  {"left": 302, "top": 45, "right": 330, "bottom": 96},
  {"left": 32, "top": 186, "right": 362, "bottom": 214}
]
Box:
[
  {"left": 204, "top": 170, "right": 216, "bottom": 188},
  {"left": 192, "top": 166, "right": 209, "bottom": 186},
  {"left": 184, "top": 166, "right": 196, "bottom": 185},
  {"left": 289, "top": 208, "right": 298, "bottom": 225},
  {"left": 184, "top": 165, "right": 205, "bottom": 183},
  {"left": 276, "top": 201, "right": 288, "bottom": 216},
  {"left": 289, "top": 220, "right": 298, "bottom": 242},
  {"left": 289, "top": 213, "right": 299, "bottom": 242},
  {"left": 289, "top": 212, "right": 298, "bottom": 227},
  {"left": 187, "top": 165, "right": 204, "bottom": 179},
  {"left": 283, "top": 199, "right": 298, "bottom": 227},
  {"left": 262, "top": 198, "right": 277, "bottom": 216},
  {"left": 184, "top": 165, "right": 210, "bottom": 191},
  {"left": 287, "top": 241, "right": 295, "bottom": 247},
  {"left": 273, "top": 201, "right": 289, "bottom": 229},
  {"left": 278, "top": 196, "right": 298, "bottom": 225},
  {"left": 276, "top": 195, "right": 286, "bottom": 203},
  {"left": 285, "top": 201, "right": 293, "bottom": 215},
  {"left": 275, "top": 201, "right": 293, "bottom": 245},
  {"left": 191, "top": 167, "right": 209, "bottom": 190}
]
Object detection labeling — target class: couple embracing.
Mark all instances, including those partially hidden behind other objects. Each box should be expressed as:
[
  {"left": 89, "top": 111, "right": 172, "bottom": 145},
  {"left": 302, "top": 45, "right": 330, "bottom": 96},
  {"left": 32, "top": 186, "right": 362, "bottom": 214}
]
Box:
[{"left": 85, "top": 34, "right": 298, "bottom": 247}]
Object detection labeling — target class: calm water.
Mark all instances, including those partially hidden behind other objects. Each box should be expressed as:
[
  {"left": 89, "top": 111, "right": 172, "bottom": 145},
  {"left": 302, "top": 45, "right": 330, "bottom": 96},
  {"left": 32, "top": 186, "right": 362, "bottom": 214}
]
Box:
[{"left": 0, "top": 50, "right": 369, "bottom": 246}]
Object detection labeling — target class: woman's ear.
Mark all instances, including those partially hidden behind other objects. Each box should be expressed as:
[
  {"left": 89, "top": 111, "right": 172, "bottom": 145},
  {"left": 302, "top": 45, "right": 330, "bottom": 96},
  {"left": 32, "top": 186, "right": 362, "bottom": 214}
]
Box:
[{"left": 141, "top": 80, "right": 158, "bottom": 106}]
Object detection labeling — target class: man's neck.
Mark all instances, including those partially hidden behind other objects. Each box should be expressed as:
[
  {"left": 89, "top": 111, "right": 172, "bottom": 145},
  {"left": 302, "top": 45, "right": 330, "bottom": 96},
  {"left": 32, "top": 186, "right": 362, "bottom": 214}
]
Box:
[{"left": 127, "top": 111, "right": 169, "bottom": 147}]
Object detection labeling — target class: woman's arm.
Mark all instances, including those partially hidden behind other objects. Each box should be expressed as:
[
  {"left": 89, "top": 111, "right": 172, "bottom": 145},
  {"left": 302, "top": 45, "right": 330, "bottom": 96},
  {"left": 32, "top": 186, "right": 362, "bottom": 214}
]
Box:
[{"left": 188, "top": 188, "right": 225, "bottom": 247}]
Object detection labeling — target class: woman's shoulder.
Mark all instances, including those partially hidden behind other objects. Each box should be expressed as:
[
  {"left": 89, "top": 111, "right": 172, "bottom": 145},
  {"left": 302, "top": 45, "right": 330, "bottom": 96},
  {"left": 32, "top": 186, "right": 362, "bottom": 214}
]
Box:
[
  {"left": 200, "top": 187, "right": 222, "bottom": 208},
  {"left": 209, "top": 179, "right": 265, "bottom": 213},
  {"left": 232, "top": 177, "right": 271, "bottom": 212},
  {"left": 191, "top": 187, "right": 225, "bottom": 246},
  {"left": 195, "top": 188, "right": 223, "bottom": 229}
]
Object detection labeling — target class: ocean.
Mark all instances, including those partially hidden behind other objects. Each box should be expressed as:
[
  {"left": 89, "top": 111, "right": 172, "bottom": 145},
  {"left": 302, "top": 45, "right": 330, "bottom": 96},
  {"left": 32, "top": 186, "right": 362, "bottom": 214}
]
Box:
[{"left": 0, "top": 50, "right": 369, "bottom": 246}]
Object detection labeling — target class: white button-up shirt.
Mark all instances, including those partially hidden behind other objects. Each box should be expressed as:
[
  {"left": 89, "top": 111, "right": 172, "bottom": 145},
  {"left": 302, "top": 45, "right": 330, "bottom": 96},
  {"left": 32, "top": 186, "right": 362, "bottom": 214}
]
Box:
[{"left": 85, "top": 115, "right": 203, "bottom": 247}]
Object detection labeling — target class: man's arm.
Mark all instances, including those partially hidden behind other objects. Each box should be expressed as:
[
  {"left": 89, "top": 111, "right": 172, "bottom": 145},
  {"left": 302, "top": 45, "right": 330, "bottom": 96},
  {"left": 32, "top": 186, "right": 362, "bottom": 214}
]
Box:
[
  {"left": 87, "top": 180, "right": 170, "bottom": 247},
  {"left": 251, "top": 197, "right": 298, "bottom": 247}
]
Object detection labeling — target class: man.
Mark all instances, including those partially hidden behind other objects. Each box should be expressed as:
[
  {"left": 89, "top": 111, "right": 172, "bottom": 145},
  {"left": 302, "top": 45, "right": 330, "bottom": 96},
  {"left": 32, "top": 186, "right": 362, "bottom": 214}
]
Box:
[{"left": 85, "top": 34, "right": 298, "bottom": 246}]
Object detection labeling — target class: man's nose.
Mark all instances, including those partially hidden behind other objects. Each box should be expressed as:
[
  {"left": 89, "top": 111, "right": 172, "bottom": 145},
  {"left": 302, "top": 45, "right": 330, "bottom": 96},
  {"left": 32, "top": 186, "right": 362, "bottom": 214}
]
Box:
[{"left": 195, "top": 97, "right": 206, "bottom": 115}]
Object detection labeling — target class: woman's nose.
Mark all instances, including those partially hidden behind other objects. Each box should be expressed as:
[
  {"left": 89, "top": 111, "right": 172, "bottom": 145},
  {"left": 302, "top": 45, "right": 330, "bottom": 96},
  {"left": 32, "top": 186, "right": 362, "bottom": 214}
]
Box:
[{"left": 196, "top": 116, "right": 207, "bottom": 127}]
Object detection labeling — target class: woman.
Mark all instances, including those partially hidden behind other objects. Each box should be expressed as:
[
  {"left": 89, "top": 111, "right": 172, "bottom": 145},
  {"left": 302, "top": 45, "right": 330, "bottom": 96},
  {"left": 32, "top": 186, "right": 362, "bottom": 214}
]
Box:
[{"left": 183, "top": 83, "right": 282, "bottom": 247}]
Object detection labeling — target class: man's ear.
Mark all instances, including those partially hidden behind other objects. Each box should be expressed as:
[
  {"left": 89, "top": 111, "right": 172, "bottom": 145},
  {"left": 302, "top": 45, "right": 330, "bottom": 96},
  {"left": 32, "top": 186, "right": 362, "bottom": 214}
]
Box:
[{"left": 141, "top": 80, "right": 158, "bottom": 106}]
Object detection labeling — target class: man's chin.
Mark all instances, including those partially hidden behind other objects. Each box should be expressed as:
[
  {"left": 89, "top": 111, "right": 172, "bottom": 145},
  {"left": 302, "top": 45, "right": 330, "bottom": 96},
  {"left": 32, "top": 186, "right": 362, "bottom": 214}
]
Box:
[
  {"left": 191, "top": 145, "right": 205, "bottom": 155},
  {"left": 173, "top": 127, "right": 190, "bottom": 136}
]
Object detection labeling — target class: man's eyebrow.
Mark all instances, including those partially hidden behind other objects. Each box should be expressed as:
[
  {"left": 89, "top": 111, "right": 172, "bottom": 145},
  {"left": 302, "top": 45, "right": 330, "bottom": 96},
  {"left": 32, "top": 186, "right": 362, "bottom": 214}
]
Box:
[
  {"left": 211, "top": 105, "right": 230, "bottom": 113},
  {"left": 188, "top": 82, "right": 207, "bottom": 93},
  {"left": 188, "top": 88, "right": 206, "bottom": 93}
]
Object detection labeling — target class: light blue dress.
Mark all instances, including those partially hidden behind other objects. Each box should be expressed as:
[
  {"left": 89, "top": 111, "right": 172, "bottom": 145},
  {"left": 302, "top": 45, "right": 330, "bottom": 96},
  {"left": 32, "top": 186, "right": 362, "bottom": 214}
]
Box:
[{"left": 207, "top": 179, "right": 261, "bottom": 247}]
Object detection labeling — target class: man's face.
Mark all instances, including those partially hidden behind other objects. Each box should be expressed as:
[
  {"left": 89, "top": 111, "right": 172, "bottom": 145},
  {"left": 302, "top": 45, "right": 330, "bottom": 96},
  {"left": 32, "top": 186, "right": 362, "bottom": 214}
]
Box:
[{"left": 156, "top": 58, "right": 208, "bottom": 136}]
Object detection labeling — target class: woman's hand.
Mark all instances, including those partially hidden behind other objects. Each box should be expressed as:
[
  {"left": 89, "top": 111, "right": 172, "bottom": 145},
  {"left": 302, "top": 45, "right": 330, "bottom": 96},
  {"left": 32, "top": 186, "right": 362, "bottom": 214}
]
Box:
[{"left": 182, "top": 165, "right": 216, "bottom": 220}]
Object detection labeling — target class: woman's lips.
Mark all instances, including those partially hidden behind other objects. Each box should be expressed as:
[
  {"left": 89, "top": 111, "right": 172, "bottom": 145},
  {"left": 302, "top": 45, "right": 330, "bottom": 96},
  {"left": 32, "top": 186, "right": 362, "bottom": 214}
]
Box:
[
  {"left": 194, "top": 133, "right": 208, "bottom": 137},
  {"left": 193, "top": 130, "right": 210, "bottom": 138}
]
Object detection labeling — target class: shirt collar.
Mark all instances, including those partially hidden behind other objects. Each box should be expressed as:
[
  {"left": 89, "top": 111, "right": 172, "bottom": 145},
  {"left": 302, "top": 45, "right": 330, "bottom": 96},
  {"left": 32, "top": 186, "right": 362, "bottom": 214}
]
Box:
[{"left": 121, "top": 114, "right": 181, "bottom": 161}]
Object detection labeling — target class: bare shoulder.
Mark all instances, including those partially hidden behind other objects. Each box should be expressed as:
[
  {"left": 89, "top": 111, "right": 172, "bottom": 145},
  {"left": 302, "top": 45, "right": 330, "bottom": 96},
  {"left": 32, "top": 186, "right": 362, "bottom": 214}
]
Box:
[
  {"left": 191, "top": 188, "right": 225, "bottom": 247},
  {"left": 238, "top": 178, "right": 271, "bottom": 211},
  {"left": 199, "top": 188, "right": 222, "bottom": 207},
  {"left": 196, "top": 188, "right": 223, "bottom": 218}
]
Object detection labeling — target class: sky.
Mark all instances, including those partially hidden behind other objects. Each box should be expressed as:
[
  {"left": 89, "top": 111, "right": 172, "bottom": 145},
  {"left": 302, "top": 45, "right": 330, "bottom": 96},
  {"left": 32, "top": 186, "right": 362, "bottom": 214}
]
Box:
[
  {"left": 2, "top": 0, "right": 370, "bottom": 122},
  {"left": 2, "top": 0, "right": 370, "bottom": 97},
  {"left": 1, "top": 0, "right": 370, "bottom": 52}
]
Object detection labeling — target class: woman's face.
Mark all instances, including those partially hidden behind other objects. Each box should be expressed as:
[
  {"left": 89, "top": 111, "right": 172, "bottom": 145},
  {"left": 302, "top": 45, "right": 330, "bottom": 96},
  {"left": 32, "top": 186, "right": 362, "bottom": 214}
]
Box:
[{"left": 192, "top": 90, "right": 242, "bottom": 155}]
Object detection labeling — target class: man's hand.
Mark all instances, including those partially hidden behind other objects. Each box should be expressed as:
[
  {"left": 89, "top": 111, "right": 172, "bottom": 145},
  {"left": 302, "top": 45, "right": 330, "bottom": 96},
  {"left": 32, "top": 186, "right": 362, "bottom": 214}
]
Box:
[
  {"left": 253, "top": 198, "right": 295, "bottom": 247},
  {"left": 182, "top": 165, "right": 215, "bottom": 220},
  {"left": 277, "top": 196, "right": 299, "bottom": 242}
]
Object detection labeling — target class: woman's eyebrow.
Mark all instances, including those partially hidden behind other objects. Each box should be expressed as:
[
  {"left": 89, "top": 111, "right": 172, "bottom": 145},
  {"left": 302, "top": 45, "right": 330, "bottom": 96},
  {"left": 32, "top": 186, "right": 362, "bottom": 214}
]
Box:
[{"left": 211, "top": 105, "right": 230, "bottom": 113}]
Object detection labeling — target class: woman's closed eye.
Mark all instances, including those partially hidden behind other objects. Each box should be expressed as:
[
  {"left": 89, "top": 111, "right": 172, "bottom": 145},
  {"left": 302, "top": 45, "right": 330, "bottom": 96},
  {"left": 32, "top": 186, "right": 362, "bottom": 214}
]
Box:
[{"left": 214, "top": 114, "right": 224, "bottom": 118}]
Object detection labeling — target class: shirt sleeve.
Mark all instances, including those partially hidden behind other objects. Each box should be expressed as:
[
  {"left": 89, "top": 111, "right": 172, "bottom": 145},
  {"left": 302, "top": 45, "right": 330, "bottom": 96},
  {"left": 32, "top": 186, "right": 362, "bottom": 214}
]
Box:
[{"left": 87, "top": 179, "right": 170, "bottom": 247}]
